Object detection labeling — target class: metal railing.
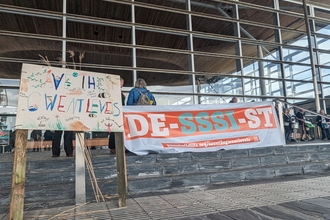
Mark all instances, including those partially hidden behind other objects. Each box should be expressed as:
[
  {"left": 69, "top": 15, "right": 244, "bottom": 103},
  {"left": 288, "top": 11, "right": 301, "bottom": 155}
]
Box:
[{"left": 275, "top": 98, "right": 330, "bottom": 142}]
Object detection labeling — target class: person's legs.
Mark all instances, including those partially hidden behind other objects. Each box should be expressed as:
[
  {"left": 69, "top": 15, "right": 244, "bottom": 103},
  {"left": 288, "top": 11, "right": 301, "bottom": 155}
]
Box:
[
  {"left": 321, "top": 127, "right": 327, "bottom": 140},
  {"left": 300, "top": 125, "right": 305, "bottom": 140},
  {"left": 305, "top": 127, "right": 312, "bottom": 140},
  {"left": 52, "top": 130, "right": 62, "bottom": 156},
  {"left": 4, "top": 144, "right": 12, "bottom": 153},
  {"left": 285, "top": 126, "right": 291, "bottom": 142},
  {"left": 109, "top": 132, "right": 115, "bottom": 154},
  {"left": 325, "top": 129, "right": 330, "bottom": 140},
  {"left": 64, "top": 131, "right": 74, "bottom": 156},
  {"left": 285, "top": 132, "right": 290, "bottom": 142}
]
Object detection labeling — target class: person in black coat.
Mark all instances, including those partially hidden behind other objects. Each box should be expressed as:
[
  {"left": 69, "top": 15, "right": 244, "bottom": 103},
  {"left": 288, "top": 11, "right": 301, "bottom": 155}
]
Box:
[
  {"left": 30, "top": 130, "right": 42, "bottom": 152},
  {"left": 283, "top": 108, "right": 292, "bottom": 142},
  {"left": 52, "top": 131, "right": 74, "bottom": 157},
  {"left": 44, "top": 130, "right": 54, "bottom": 140},
  {"left": 4, "top": 129, "right": 15, "bottom": 153},
  {"left": 316, "top": 109, "right": 330, "bottom": 140},
  {"left": 30, "top": 130, "right": 42, "bottom": 141},
  {"left": 229, "top": 97, "right": 238, "bottom": 103},
  {"left": 296, "top": 109, "right": 312, "bottom": 141}
]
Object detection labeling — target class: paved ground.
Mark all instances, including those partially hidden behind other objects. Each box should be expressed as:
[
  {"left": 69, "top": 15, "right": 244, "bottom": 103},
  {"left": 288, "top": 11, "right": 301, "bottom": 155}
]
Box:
[
  {"left": 2, "top": 140, "right": 330, "bottom": 219},
  {"left": 1, "top": 173, "right": 330, "bottom": 219}
]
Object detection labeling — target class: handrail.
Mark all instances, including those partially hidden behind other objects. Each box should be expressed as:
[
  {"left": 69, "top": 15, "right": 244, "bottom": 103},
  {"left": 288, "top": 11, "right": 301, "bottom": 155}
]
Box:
[
  {"left": 274, "top": 98, "right": 327, "bottom": 143},
  {"left": 274, "top": 99, "right": 330, "bottom": 121}
]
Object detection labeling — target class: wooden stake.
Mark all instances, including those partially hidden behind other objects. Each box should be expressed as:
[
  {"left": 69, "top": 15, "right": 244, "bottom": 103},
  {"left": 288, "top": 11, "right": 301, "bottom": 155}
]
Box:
[
  {"left": 115, "top": 132, "right": 127, "bottom": 207},
  {"left": 9, "top": 129, "right": 28, "bottom": 220},
  {"left": 75, "top": 132, "right": 86, "bottom": 205}
]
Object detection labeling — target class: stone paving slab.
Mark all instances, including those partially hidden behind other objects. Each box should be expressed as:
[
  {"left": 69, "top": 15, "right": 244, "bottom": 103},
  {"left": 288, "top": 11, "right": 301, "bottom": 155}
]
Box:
[
  {"left": 8, "top": 174, "right": 330, "bottom": 219},
  {"left": 280, "top": 201, "right": 330, "bottom": 219}
]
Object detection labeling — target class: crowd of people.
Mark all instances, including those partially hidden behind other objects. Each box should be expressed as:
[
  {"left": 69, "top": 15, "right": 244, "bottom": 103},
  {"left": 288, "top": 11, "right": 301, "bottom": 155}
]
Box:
[{"left": 276, "top": 102, "right": 330, "bottom": 143}]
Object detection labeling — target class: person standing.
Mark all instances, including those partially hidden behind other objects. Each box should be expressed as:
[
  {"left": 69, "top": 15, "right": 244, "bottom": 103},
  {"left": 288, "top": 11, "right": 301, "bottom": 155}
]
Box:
[
  {"left": 126, "top": 78, "right": 156, "bottom": 106},
  {"left": 316, "top": 109, "right": 330, "bottom": 140},
  {"left": 274, "top": 101, "right": 281, "bottom": 120},
  {"left": 30, "top": 130, "right": 42, "bottom": 152},
  {"left": 296, "top": 109, "right": 311, "bottom": 141},
  {"left": 52, "top": 131, "right": 74, "bottom": 157},
  {"left": 283, "top": 108, "right": 292, "bottom": 142},
  {"left": 229, "top": 97, "right": 238, "bottom": 103},
  {"left": 44, "top": 130, "right": 54, "bottom": 140},
  {"left": 109, "top": 77, "right": 125, "bottom": 154}
]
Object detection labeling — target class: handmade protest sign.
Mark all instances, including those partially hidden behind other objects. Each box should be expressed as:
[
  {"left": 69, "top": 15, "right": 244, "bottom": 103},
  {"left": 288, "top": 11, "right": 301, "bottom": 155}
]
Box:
[{"left": 15, "top": 63, "right": 123, "bottom": 132}]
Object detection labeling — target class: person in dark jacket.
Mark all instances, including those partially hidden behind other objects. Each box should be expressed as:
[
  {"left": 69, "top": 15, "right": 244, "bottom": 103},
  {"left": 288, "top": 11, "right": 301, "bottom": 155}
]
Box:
[
  {"left": 126, "top": 78, "right": 156, "bottom": 106},
  {"left": 52, "top": 131, "right": 74, "bottom": 157},
  {"left": 316, "top": 109, "right": 330, "bottom": 140},
  {"left": 4, "top": 129, "right": 15, "bottom": 153},
  {"left": 44, "top": 130, "right": 54, "bottom": 140},
  {"left": 31, "top": 130, "right": 42, "bottom": 141},
  {"left": 296, "top": 109, "right": 312, "bottom": 141},
  {"left": 274, "top": 101, "right": 280, "bottom": 120},
  {"left": 43, "top": 130, "right": 54, "bottom": 151},
  {"left": 30, "top": 130, "right": 42, "bottom": 152},
  {"left": 283, "top": 108, "right": 292, "bottom": 142},
  {"left": 229, "top": 97, "right": 238, "bottom": 103}
]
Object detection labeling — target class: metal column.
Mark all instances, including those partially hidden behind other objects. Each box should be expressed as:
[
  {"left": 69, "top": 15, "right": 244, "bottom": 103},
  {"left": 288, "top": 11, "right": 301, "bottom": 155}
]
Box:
[
  {"left": 232, "top": 1, "right": 245, "bottom": 102},
  {"left": 273, "top": 0, "right": 287, "bottom": 100},
  {"left": 257, "top": 46, "right": 267, "bottom": 100},
  {"left": 302, "top": 0, "right": 321, "bottom": 112},
  {"left": 132, "top": 0, "right": 137, "bottom": 86},
  {"left": 186, "top": 0, "right": 197, "bottom": 104}
]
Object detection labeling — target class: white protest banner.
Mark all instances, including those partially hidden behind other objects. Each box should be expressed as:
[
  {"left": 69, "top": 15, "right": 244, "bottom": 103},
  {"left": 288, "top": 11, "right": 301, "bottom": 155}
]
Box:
[
  {"left": 123, "top": 101, "right": 285, "bottom": 155},
  {"left": 16, "top": 63, "right": 123, "bottom": 132}
]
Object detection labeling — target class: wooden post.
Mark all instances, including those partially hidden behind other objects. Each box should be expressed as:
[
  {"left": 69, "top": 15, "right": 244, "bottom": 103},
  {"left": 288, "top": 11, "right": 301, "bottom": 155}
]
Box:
[
  {"left": 75, "top": 132, "right": 86, "bottom": 205},
  {"left": 115, "top": 132, "right": 127, "bottom": 207},
  {"left": 9, "top": 129, "right": 28, "bottom": 220}
]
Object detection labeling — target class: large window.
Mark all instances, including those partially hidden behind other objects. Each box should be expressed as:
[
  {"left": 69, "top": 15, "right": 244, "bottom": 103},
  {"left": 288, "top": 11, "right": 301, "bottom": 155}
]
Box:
[{"left": 0, "top": 0, "right": 330, "bottom": 112}]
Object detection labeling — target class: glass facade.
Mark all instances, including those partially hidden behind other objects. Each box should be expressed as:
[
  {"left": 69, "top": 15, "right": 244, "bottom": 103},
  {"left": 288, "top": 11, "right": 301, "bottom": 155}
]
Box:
[{"left": 0, "top": 0, "right": 330, "bottom": 113}]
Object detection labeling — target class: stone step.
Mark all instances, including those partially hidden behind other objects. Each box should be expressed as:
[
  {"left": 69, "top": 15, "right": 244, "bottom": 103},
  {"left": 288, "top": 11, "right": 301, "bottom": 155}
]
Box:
[
  {"left": 126, "top": 161, "right": 330, "bottom": 194},
  {"left": 1, "top": 146, "right": 330, "bottom": 190},
  {"left": 1, "top": 153, "right": 329, "bottom": 190},
  {"left": 1, "top": 161, "right": 328, "bottom": 208},
  {"left": 1, "top": 145, "right": 330, "bottom": 215},
  {"left": 1, "top": 146, "right": 329, "bottom": 186},
  {"left": 2, "top": 145, "right": 329, "bottom": 176}
]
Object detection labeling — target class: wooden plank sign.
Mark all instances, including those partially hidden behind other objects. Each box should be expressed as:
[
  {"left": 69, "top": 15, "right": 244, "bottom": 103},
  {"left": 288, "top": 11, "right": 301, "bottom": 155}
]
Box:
[{"left": 15, "top": 64, "right": 123, "bottom": 132}]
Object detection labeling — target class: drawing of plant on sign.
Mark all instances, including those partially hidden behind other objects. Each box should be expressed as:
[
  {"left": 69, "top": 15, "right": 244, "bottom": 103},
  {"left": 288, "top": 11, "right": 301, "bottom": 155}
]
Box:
[{"left": 15, "top": 63, "right": 124, "bottom": 132}]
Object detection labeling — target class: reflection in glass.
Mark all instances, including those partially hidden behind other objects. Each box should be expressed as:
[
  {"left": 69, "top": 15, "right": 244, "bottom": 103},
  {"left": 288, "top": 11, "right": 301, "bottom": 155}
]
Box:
[
  {"left": 283, "top": 48, "right": 310, "bottom": 64},
  {"left": 284, "top": 65, "right": 312, "bottom": 80},
  {"left": 286, "top": 82, "right": 315, "bottom": 98},
  {"left": 154, "top": 95, "right": 194, "bottom": 106}
]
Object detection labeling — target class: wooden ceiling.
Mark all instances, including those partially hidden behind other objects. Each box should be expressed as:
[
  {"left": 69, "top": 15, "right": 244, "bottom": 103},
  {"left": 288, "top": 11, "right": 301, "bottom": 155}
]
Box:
[{"left": 0, "top": 0, "right": 329, "bottom": 86}]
